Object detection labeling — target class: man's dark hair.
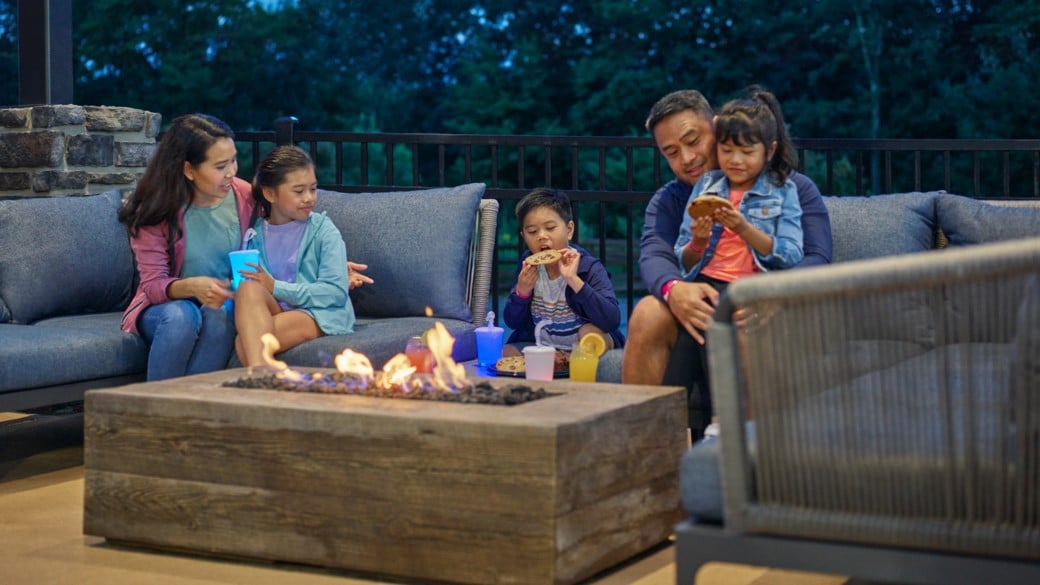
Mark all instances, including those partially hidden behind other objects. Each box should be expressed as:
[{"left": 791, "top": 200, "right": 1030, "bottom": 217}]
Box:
[{"left": 644, "top": 90, "right": 714, "bottom": 133}]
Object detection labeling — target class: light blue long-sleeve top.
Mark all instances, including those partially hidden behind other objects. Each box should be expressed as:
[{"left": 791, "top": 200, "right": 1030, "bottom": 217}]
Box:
[{"left": 245, "top": 212, "right": 355, "bottom": 335}]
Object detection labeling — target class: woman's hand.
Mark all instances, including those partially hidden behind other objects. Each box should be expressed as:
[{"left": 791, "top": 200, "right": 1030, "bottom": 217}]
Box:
[
  {"left": 348, "top": 261, "right": 374, "bottom": 289},
  {"left": 179, "top": 276, "right": 233, "bottom": 309}
]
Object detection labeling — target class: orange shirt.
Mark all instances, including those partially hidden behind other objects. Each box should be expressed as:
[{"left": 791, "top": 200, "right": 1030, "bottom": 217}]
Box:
[{"left": 701, "top": 190, "right": 758, "bottom": 283}]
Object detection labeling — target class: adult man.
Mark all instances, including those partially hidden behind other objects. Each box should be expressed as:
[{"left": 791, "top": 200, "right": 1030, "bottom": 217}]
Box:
[{"left": 622, "top": 89, "right": 833, "bottom": 433}]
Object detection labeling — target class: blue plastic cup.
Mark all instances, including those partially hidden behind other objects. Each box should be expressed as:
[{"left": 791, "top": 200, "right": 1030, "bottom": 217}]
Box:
[
  {"left": 228, "top": 249, "right": 260, "bottom": 291},
  {"left": 474, "top": 326, "right": 504, "bottom": 367}
]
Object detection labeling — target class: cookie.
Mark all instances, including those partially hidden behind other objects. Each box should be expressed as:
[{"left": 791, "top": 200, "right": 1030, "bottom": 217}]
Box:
[
  {"left": 524, "top": 249, "right": 563, "bottom": 266},
  {"left": 687, "top": 195, "right": 735, "bottom": 219},
  {"left": 494, "top": 351, "right": 570, "bottom": 374},
  {"left": 494, "top": 356, "right": 526, "bottom": 373}
]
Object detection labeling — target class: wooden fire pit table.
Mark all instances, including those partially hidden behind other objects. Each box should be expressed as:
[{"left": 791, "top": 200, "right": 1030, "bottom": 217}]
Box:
[{"left": 83, "top": 368, "right": 686, "bottom": 585}]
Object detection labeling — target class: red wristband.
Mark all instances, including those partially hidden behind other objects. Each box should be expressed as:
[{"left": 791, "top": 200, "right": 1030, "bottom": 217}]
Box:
[
  {"left": 687, "top": 240, "right": 706, "bottom": 254},
  {"left": 661, "top": 279, "right": 680, "bottom": 303},
  {"left": 514, "top": 288, "right": 531, "bottom": 300}
]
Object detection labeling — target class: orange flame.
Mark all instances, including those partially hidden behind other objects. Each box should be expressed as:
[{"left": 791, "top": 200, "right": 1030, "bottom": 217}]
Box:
[
  {"left": 426, "top": 322, "right": 468, "bottom": 389},
  {"left": 260, "top": 333, "right": 289, "bottom": 370},
  {"left": 380, "top": 354, "right": 417, "bottom": 388},
  {"left": 334, "top": 349, "right": 374, "bottom": 380}
]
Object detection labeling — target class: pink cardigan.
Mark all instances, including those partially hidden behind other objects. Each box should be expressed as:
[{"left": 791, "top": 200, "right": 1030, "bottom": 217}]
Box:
[{"left": 121, "top": 177, "right": 257, "bottom": 334}]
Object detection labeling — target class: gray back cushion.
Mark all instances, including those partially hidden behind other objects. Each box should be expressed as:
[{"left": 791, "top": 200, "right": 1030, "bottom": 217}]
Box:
[
  {"left": 936, "top": 197, "right": 1040, "bottom": 343},
  {"left": 936, "top": 195, "right": 1040, "bottom": 246},
  {"left": 315, "top": 183, "right": 485, "bottom": 322},
  {"left": 0, "top": 190, "right": 135, "bottom": 324},
  {"left": 822, "top": 191, "right": 940, "bottom": 263}
]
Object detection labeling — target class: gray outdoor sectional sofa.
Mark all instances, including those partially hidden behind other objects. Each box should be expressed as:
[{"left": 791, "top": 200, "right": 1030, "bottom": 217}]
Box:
[
  {"left": 655, "top": 192, "right": 1040, "bottom": 584},
  {"left": 0, "top": 183, "right": 497, "bottom": 412}
]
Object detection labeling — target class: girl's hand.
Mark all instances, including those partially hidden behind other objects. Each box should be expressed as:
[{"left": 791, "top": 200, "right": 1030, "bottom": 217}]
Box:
[
  {"left": 241, "top": 262, "right": 275, "bottom": 293},
  {"left": 515, "top": 262, "right": 538, "bottom": 298},
  {"left": 348, "top": 261, "right": 374, "bottom": 289},
  {"left": 714, "top": 207, "right": 749, "bottom": 236},
  {"left": 692, "top": 216, "right": 713, "bottom": 240}
]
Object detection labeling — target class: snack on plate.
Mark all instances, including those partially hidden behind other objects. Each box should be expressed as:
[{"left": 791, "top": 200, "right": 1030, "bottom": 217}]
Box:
[
  {"left": 494, "top": 356, "right": 526, "bottom": 374},
  {"left": 552, "top": 350, "right": 570, "bottom": 373},
  {"left": 494, "top": 350, "right": 571, "bottom": 374},
  {"left": 524, "top": 249, "right": 563, "bottom": 266},
  {"left": 687, "top": 195, "right": 735, "bottom": 219}
]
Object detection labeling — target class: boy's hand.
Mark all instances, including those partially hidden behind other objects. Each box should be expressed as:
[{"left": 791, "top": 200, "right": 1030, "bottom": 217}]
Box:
[
  {"left": 558, "top": 248, "right": 579, "bottom": 279},
  {"left": 515, "top": 262, "right": 538, "bottom": 297},
  {"left": 558, "top": 248, "right": 584, "bottom": 292}
]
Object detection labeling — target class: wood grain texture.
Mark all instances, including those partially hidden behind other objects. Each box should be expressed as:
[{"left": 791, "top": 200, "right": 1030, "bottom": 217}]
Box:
[{"left": 83, "top": 369, "right": 686, "bottom": 585}]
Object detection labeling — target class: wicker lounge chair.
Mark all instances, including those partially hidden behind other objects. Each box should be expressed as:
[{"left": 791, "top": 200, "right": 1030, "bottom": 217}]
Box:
[{"left": 676, "top": 236, "right": 1040, "bottom": 584}]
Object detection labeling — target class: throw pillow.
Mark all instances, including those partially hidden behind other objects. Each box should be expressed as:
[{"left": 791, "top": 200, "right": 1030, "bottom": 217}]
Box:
[
  {"left": 936, "top": 195, "right": 1040, "bottom": 246},
  {"left": 0, "top": 190, "right": 135, "bottom": 324},
  {"left": 822, "top": 191, "right": 940, "bottom": 263},
  {"left": 315, "top": 183, "right": 485, "bottom": 321}
]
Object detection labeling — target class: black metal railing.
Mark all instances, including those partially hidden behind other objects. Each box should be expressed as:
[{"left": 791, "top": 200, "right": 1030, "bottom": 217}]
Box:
[{"left": 232, "top": 117, "right": 1040, "bottom": 323}]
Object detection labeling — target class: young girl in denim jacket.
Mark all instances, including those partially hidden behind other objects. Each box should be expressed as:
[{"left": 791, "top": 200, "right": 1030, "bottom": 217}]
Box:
[
  {"left": 673, "top": 86, "right": 804, "bottom": 291},
  {"left": 232, "top": 146, "right": 355, "bottom": 366},
  {"left": 671, "top": 86, "right": 803, "bottom": 437}
]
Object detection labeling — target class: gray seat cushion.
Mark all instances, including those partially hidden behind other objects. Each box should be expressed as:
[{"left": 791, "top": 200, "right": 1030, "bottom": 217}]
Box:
[
  {"left": 231, "top": 316, "right": 477, "bottom": 369},
  {"left": 596, "top": 348, "right": 624, "bottom": 383},
  {"left": 0, "top": 315, "right": 147, "bottom": 392},
  {"left": 0, "top": 190, "right": 135, "bottom": 324}
]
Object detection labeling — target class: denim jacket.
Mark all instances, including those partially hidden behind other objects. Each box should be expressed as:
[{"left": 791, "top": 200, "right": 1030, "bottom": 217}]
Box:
[{"left": 674, "top": 170, "right": 803, "bottom": 281}]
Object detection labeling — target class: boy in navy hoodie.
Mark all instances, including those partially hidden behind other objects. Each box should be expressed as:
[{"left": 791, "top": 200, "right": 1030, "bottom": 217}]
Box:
[{"left": 502, "top": 188, "right": 625, "bottom": 353}]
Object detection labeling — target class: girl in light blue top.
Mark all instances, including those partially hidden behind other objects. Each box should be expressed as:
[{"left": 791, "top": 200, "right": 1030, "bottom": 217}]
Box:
[{"left": 233, "top": 146, "right": 355, "bottom": 367}]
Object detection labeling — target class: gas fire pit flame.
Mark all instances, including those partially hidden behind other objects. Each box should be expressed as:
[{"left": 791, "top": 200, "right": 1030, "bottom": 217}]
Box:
[
  {"left": 380, "top": 354, "right": 417, "bottom": 389},
  {"left": 260, "top": 319, "right": 472, "bottom": 394},
  {"left": 334, "top": 349, "right": 375, "bottom": 380},
  {"left": 426, "top": 321, "right": 468, "bottom": 391},
  {"left": 227, "top": 319, "right": 556, "bottom": 406},
  {"left": 260, "top": 333, "right": 289, "bottom": 371}
]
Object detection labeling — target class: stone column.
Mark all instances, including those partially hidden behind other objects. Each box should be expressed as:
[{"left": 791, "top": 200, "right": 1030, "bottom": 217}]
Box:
[{"left": 0, "top": 105, "right": 161, "bottom": 198}]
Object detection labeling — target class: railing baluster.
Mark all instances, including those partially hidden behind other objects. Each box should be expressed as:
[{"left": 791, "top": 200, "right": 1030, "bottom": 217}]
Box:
[{"left": 239, "top": 122, "right": 1040, "bottom": 329}]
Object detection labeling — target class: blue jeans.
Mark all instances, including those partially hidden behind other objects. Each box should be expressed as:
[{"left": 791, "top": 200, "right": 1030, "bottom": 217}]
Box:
[{"left": 138, "top": 300, "right": 236, "bottom": 381}]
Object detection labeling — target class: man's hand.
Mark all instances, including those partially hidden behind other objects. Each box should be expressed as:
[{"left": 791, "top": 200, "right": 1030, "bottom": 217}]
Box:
[
  {"left": 667, "top": 281, "right": 719, "bottom": 344},
  {"left": 348, "top": 261, "right": 374, "bottom": 289}
]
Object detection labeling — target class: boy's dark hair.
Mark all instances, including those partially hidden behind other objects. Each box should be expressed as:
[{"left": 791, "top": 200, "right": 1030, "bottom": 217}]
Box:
[
  {"left": 714, "top": 84, "right": 799, "bottom": 186},
  {"left": 515, "top": 187, "right": 573, "bottom": 226},
  {"left": 252, "top": 145, "right": 315, "bottom": 218},
  {"left": 644, "top": 89, "right": 714, "bottom": 134}
]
